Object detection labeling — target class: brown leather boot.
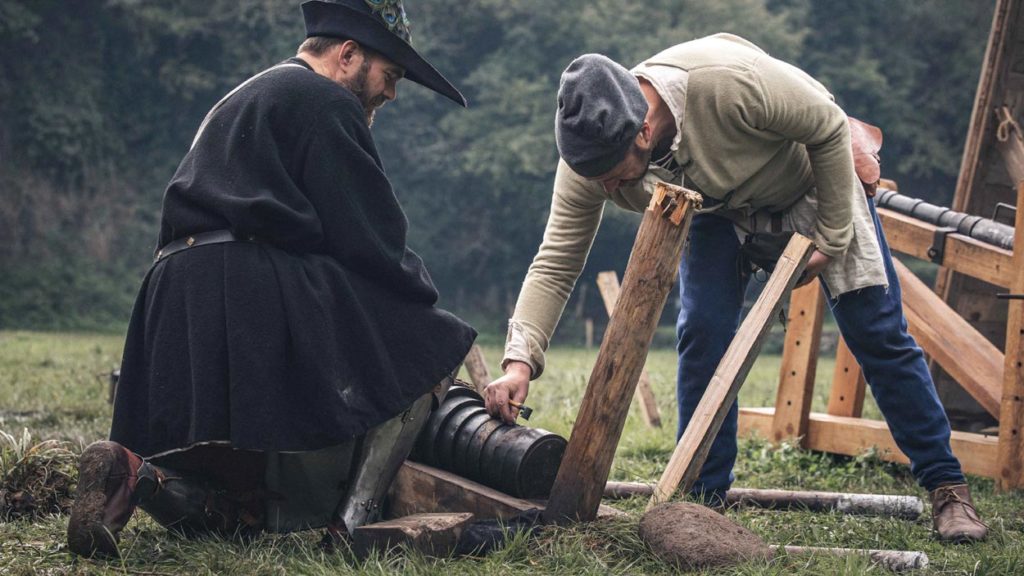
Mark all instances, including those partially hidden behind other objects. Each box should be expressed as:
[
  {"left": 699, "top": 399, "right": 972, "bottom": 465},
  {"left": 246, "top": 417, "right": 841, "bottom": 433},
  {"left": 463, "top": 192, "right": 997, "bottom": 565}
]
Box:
[
  {"left": 67, "top": 441, "right": 145, "bottom": 558},
  {"left": 930, "top": 483, "right": 988, "bottom": 543}
]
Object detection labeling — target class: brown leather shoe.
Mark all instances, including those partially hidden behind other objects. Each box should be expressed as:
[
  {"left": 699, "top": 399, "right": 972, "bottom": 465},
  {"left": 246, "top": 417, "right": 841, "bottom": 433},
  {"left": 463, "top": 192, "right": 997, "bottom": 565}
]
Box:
[
  {"left": 930, "top": 483, "right": 988, "bottom": 543},
  {"left": 67, "top": 441, "right": 145, "bottom": 558}
]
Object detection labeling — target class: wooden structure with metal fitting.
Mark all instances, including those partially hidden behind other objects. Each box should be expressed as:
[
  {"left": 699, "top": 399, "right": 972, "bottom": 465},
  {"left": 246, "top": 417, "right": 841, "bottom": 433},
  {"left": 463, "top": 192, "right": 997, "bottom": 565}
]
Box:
[{"left": 738, "top": 0, "right": 1024, "bottom": 491}]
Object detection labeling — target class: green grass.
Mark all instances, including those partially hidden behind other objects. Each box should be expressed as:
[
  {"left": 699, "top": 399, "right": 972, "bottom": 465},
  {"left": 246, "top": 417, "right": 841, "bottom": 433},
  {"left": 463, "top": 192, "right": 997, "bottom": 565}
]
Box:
[{"left": 1, "top": 331, "right": 1021, "bottom": 575}]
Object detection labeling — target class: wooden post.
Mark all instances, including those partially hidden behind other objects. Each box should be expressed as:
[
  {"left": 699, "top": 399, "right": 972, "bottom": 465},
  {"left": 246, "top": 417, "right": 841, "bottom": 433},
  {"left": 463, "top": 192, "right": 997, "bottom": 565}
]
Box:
[
  {"left": 584, "top": 318, "right": 594, "bottom": 349},
  {"left": 771, "top": 280, "right": 824, "bottom": 443},
  {"left": 596, "top": 271, "right": 663, "bottom": 428},
  {"left": 827, "top": 337, "right": 866, "bottom": 418},
  {"left": 542, "top": 183, "right": 701, "bottom": 524},
  {"left": 648, "top": 235, "right": 816, "bottom": 509},
  {"left": 997, "top": 182, "right": 1024, "bottom": 491},
  {"left": 896, "top": 259, "right": 1003, "bottom": 417},
  {"left": 462, "top": 344, "right": 492, "bottom": 393}
]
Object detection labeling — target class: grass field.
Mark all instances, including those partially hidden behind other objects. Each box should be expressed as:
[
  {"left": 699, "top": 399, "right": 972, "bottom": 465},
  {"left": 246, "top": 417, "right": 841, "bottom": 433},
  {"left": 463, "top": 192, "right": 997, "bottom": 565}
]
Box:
[{"left": 1, "top": 330, "right": 1022, "bottom": 575}]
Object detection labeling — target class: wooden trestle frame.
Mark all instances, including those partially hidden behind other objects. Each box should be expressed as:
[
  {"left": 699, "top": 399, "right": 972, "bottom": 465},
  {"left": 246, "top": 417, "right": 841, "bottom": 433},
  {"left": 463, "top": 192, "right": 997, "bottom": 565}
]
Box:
[
  {"left": 737, "top": 184, "right": 1023, "bottom": 490},
  {"left": 740, "top": 0, "right": 1024, "bottom": 492}
]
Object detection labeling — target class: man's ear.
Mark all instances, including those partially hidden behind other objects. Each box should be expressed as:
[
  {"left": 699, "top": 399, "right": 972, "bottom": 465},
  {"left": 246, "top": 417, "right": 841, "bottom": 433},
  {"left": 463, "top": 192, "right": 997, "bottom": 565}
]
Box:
[
  {"left": 635, "top": 121, "right": 653, "bottom": 148},
  {"left": 335, "top": 40, "right": 363, "bottom": 71}
]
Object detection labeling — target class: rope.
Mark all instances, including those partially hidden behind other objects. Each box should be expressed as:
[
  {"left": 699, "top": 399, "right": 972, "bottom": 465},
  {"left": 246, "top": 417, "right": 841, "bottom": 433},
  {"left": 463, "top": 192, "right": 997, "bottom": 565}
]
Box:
[{"left": 995, "top": 105, "right": 1022, "bottom": 142}]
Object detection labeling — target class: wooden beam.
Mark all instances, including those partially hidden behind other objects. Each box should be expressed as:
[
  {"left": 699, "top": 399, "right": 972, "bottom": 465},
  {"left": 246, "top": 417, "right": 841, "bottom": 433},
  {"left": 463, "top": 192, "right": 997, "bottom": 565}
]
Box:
[
  {"left": 389, "top": 461, "right": 538, "bottom": 521},
  {"left": 827, "top": 337, "right": 866, "bottom": 418},
  {"left": 997, "top": 182, "right": 1024, "bottom": 491},
  {"left": 895, "top": 258, "right": 1003, "bottom": 417},
  {"left": 739, "top": 408, "right": 1000, "bottom": 478},
  {"left": 543, "top": 183, "right": 701, "bottom": 524},
  {"left": 389, "top": 461, "right": 625, "bottom": 521},
  {"left": 596, "top": 270, "right": 662, "bottom": 428},
  {"left": 647, "top": 235, "right": 816, "bottom": 509},
  {"left": 352, "top": 512, "right": 474, "bottom": 558},
  {"left": 771, "top": 280, "right": 824, "bottom": 443},
  {"left": 878, "top": 208, "right": 1015, "bottom": 287},
  {"left": 462, "top": 345, "right": 492, "bottom": 393}
]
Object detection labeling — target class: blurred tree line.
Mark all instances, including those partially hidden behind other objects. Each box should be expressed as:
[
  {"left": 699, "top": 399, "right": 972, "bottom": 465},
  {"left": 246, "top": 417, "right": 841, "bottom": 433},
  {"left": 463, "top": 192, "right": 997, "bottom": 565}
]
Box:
[{"left": 0, "top": 0, "right": 995, "bottom": 335}]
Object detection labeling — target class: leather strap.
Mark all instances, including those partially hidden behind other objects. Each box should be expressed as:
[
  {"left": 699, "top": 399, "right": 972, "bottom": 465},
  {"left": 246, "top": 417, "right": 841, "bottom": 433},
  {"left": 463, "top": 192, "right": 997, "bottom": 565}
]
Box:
[{"left": 154, "top": 230, "right": 255, "bottom": 263}]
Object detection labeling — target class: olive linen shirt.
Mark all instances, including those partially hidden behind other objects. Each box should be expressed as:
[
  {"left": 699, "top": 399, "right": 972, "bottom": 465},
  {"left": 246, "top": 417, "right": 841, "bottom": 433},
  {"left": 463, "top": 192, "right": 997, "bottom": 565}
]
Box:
[{"left": 503, "top": 34, "right": 886, "bottom": 378}]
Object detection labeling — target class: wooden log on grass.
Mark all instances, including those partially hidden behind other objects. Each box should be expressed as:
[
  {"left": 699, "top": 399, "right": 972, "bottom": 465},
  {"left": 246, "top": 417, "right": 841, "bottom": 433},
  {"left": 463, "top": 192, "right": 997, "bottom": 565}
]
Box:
[
  {"left": 647, "top": 234, "right": 815, "bottom": 510},
  {"left": 771, "top": 545, "right": 929, "bottom": 572},
  {"left": 543, "top": 183, "right": 702, "bottom": 524},
  {"left": 604, "top": 482, "right": 922, "bottom": 519},
  {"left": 596, "top": 270, "right": 662, "bottom": 428}
]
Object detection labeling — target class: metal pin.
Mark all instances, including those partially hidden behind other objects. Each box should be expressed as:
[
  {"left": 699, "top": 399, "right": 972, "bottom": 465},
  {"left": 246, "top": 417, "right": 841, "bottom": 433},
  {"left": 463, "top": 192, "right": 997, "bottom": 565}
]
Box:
[{"left": 509, "top": 400, "right": 533, "bottom": 420}]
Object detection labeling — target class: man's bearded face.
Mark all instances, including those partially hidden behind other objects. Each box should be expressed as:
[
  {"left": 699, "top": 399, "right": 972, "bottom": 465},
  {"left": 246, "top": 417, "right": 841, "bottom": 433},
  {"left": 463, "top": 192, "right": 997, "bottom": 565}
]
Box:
[{"left": 340, "top": 55, "right": 397, "bottom": 127}]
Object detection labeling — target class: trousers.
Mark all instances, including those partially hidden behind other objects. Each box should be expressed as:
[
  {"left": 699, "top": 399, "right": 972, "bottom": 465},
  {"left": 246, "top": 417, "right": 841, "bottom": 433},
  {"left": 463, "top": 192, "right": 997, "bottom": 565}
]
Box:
[{"left": 675, "top": 201, "right": 965, "bottom": 500}]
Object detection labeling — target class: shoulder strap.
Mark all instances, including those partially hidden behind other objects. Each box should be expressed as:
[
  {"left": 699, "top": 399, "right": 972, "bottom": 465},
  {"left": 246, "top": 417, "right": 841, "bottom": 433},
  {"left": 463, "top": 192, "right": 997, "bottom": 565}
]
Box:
[{"left": 190, "top": 62, "right": 307, "bottom": 150}]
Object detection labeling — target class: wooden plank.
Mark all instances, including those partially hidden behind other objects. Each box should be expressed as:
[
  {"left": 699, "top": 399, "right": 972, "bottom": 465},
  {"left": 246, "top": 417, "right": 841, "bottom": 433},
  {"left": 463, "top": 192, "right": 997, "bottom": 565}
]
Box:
[
  {"left": 596, "top": 270, "right": 662, "bottom": 428},
  {"left": 997, "top": 182, "right": 1024, "bottom": 490},
  {"left": 462, "top": 345, "right": 492, "bottom": 393},
  {"left": 543, "top": 183, "right": 702, "bottom": 524},
  {"left": 895, "top": 259, "right": 1003, "bottom": 417},
  {"left": 389, "top": 461, "right": 538, "bottom": 521},
  {"left": 647, "top": 235, "right": 816, "bottom": 509},
  {"left": 352, "top": 512, "right": 474, "bottom": 558},
  {"left": 389, "top": 461, "right": 625, "bottom": 522},
  {"left": 738, "top": 408, "right": 1000, "bottom": 478},
  {"left": 771, "top": 280, "right": 825, "bottom": 443},
  {"left": 827, "top": 337, "right": 866, "bottom": 418},
  {"left": 878, "top": 208, "right": 1015, "bottom": 287}
]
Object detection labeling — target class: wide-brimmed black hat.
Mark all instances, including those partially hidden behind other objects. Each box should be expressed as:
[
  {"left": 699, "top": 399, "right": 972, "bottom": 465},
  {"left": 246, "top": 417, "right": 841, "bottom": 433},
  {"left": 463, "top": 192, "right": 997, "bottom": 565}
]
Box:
[{"left": 301, "top": 0, "right": 466, "bottom": 107}]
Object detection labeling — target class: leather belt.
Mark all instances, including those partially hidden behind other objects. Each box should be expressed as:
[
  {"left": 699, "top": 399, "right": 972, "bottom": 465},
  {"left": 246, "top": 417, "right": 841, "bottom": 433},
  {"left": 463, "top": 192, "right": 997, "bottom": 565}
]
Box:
[{"left": 154, "top": 230, "right": 256, "bottom": 263}]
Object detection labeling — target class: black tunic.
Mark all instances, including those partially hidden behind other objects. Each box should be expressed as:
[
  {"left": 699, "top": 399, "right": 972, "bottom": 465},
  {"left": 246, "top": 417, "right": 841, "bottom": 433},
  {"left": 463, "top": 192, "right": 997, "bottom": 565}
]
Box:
[{"left": 111, "top": 58, "right": 476, "bottom": 457}]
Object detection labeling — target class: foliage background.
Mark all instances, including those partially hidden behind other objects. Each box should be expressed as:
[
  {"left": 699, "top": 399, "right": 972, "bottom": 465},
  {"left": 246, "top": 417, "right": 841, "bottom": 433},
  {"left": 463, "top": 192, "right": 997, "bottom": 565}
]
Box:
[{"left": 0, "top": 0, "right": 996, "bottom": 333}]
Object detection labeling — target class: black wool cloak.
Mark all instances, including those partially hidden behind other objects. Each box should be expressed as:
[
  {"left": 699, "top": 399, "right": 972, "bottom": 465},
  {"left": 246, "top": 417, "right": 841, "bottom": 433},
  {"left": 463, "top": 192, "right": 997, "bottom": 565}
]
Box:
[{"left": 111, "top": 59, "right": 476, "bottom": 457}]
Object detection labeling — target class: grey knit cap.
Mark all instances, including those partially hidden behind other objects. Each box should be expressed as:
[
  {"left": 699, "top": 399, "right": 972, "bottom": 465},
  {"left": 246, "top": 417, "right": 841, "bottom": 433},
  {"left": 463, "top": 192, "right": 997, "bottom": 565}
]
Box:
[{"left": 555, "top": 54, "right": 648, "bottom": 178}]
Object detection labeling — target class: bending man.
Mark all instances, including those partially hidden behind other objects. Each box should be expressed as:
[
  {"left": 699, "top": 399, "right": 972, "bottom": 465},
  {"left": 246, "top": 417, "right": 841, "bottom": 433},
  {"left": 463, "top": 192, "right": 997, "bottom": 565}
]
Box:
[{"left": 484, "top": 33, "right": 986, "bottom": 543}]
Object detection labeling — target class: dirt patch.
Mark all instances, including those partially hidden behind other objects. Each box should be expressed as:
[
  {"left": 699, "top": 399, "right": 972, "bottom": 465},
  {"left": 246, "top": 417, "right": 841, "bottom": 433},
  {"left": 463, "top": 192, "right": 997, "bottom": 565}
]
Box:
[{"left": 639, "top": 502, "right": 769, "bottom": 571}]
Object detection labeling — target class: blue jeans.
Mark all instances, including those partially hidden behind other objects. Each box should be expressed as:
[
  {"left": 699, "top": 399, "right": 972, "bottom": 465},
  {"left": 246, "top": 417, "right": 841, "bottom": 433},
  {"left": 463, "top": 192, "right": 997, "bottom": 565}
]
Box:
[{"left": 675, "top": 202, "right": 965, "bottom": 499}]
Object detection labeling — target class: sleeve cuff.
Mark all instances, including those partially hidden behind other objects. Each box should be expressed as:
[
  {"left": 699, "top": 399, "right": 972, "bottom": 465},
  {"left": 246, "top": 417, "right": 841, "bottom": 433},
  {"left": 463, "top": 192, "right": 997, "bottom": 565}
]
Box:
[{"left": 501, "top": 319, "right": 545, "bottom": 380}]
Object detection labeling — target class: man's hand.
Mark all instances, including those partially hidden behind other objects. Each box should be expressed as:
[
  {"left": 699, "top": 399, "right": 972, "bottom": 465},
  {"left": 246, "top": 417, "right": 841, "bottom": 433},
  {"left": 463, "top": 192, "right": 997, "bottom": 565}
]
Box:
[
  {"left": 484, "top": 361, "right": 531, "bottom": 424},
  {"left": 796, "top": 249, "right": 832, "bottom": 287}
]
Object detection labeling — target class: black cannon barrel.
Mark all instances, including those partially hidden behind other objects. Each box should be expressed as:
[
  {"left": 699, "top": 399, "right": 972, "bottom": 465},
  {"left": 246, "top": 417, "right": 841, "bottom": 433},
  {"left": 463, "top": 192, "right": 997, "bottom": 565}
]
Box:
[
  {"left": 411, "top": 384, "right": 566, "bottom": 499},
  {"left": 875, "top": 188, "right": 1015, "bottom": 251}
]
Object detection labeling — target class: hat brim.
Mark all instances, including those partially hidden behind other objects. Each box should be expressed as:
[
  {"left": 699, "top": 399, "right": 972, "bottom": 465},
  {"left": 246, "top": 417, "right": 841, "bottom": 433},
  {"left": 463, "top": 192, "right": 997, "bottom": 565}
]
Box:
[{"left": 302, "top": 1, "right": 466, "bottom": 107}]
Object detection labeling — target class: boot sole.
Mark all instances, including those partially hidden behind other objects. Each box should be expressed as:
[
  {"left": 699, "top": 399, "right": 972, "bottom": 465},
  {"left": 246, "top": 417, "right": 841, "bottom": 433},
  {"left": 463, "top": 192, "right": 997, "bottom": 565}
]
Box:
[{"left": 67, "top": 443, "right": 123, "bottom": 558}]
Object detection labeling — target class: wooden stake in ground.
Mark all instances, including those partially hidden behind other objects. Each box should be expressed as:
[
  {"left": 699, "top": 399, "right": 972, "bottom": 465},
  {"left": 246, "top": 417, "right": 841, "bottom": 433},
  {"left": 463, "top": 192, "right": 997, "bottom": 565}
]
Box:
[
  {"left": 648, "top": 234, "right": 815, "bottom": 510},
  {"left": 543, "top": 183, "right": 701, "bottom": 524},
  {"left": 997, "top": 181, "right": 1024, "bottom": 491},
  {"left": 461, "top": 344, "right": 492, "bottom": 393},
  {"left": 596, "top": 271, "right": 662, "bottom": 428}
]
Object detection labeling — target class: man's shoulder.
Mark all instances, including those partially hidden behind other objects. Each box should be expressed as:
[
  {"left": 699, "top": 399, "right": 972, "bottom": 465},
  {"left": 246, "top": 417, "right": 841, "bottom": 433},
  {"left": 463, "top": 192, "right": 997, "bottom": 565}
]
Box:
[
  {"left": 644, "top": 33, "right": 767, "bottom": 73},
  {"left": 244, "top": 60, "right": 364, "bottom": 122}
]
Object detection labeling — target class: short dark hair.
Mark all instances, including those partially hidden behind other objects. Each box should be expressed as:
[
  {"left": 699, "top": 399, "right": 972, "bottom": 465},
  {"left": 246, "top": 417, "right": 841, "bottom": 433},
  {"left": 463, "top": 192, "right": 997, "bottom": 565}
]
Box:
[
  {"left": 297, "top": 36, "right": 382, "bottom": 61},
  {"left": 298, "top": 35, "right": 348, "bottom": 56}
]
